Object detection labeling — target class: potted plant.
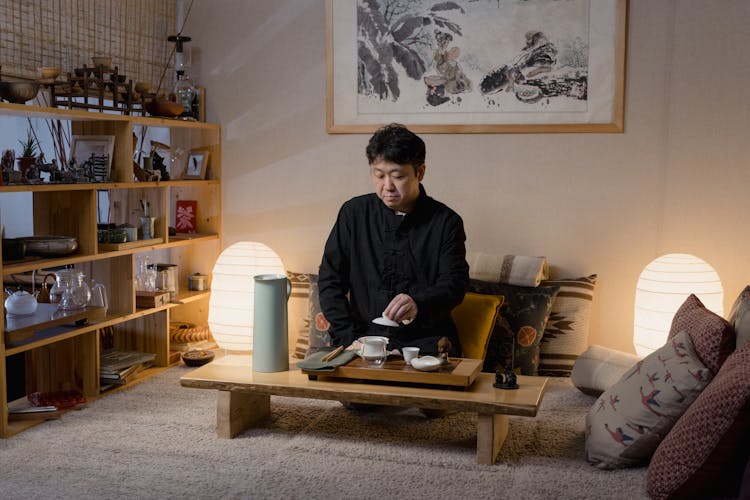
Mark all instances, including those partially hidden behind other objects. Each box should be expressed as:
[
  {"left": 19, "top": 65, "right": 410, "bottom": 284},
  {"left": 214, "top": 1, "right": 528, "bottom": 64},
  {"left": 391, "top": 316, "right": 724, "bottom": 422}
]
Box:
[{"left": 16, "top": 129, "right": 38, "bottom": 174}]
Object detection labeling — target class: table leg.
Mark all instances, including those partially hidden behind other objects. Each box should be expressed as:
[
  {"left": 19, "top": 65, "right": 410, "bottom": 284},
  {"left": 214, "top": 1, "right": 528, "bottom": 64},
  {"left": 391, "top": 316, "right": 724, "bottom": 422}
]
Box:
[
  {"left": 216, "top": 390, "right": 270, "bottom": 438},
  {"left": 476, "top": 412, "right": 509, "bottom": 465}
]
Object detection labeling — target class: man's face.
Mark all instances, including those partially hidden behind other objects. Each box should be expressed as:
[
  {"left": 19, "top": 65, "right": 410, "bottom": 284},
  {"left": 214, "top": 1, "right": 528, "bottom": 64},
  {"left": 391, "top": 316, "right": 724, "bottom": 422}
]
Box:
[{"left": 370, "top": 159, "right": 425, "bottom": 213}]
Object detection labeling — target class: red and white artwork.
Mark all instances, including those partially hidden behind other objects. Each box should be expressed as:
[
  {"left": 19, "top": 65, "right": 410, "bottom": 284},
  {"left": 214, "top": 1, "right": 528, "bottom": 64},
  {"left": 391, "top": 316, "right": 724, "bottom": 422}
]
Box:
[{"left": 175, "top": 200, "right": 197, "bottom": 233}]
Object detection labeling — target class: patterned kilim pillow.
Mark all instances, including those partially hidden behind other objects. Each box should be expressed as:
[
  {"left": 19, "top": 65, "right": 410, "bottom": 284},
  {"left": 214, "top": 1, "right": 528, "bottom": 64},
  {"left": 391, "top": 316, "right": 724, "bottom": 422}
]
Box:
[
  {"left": 646, "top": 341, "right": 750, "bottom": 500},
  {"left": 468, "top": 279, "right": 559, "bottom": 376},
  {"left": 306, "top": 278, "right": 331, "bottom": 354},
  {"left": 539, "top": 274, "right": 597, "bottom": 376},
  {"left": 287, "top": 271, "right": 315, "bottom": 359},
  {"left": 585, "top": 330, "right": 713, "bottom": 469}
]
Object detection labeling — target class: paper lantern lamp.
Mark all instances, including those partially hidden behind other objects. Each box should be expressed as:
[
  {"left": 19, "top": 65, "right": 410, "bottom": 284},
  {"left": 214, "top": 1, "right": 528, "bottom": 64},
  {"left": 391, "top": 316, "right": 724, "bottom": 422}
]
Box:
[
  {"left": 633, "top": 253, "right": 723, "bottom": 357},
  {"left": 208, "top": 241, "right": 285, "bottom": 351}
]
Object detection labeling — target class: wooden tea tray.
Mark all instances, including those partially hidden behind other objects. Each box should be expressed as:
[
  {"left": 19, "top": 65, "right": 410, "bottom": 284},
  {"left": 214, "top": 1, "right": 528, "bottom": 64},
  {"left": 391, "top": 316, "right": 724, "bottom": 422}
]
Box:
[
  {"left": 301, "top": 357, "right": 483, "bottom": 389},
  {"left": 4, "top": 303, "right": 106, "bottom": 346},
  {"left": 98, "top": 238, "right": 161, "bottom": 252}
]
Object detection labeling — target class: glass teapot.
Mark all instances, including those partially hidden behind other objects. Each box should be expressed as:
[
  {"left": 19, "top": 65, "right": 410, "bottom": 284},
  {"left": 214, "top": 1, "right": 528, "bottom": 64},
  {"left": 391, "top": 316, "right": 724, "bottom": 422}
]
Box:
[{"left": 49, "top": 269, "right": 91, "bottom": 310}]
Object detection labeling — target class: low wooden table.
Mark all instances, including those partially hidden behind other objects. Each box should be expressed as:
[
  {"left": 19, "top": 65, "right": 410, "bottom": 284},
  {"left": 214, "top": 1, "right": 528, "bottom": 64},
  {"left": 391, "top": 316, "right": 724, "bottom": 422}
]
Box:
[{"left": 180, "top": 355, "right": 549, "bottom": 465}]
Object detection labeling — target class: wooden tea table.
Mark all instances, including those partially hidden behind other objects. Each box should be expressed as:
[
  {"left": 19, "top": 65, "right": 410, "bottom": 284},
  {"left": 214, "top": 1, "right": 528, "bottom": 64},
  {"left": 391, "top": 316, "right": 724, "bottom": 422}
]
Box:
[{"left": 180, "top": 355, "right": 548, "bottom": 465}]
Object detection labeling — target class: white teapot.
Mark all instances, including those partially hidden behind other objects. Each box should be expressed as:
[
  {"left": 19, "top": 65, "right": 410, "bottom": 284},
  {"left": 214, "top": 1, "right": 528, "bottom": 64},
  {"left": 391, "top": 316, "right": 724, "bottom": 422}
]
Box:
[{"left": 5, "top": 289, "right": 39, "bottom": 315}]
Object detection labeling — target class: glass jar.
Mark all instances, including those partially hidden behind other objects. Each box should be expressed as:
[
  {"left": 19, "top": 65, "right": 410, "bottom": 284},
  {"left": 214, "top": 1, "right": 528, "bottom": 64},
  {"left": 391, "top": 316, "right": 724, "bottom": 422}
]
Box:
[
  {"left": 49, "top": 269, "right": 92, "bottom": 310},
  {"left": 174, "top": 70, "right": 196, "bottom": 116}
]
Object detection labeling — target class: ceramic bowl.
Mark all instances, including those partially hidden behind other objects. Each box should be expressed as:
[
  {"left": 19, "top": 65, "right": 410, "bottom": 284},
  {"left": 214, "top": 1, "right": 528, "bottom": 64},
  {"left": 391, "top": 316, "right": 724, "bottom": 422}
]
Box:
[
  {"left": 92, "top": 56, "right": 112, "bottom": 68},
  {"left": 182, "top": 350, "right": 215, "bottom": 367},
  {"left": 21, "top": 236, "right": 78, "bottom": 256},
  {"left": 410, "top": 355, "right": 443, "bottom": 372},
  {"left": 0, "top": 81, "right": 40, "bottom": 103},
  {"left": 145, "top": 98, "right": 184, "bottom": 118},
  {"left": 74, "top": 67, "right": 93, "bottom": 78},
  {"left": 134, "top": 81, "right": 152, "bottom": 94},
  {"left": 38, "top": 67, "right": 61, "bottom": 81}
]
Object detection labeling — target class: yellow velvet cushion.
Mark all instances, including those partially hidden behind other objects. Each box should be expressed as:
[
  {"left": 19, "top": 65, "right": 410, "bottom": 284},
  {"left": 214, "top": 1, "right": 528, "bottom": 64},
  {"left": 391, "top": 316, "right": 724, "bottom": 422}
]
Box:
[{"left": 451, "top": 292, "right": 503, "bottom": 360}]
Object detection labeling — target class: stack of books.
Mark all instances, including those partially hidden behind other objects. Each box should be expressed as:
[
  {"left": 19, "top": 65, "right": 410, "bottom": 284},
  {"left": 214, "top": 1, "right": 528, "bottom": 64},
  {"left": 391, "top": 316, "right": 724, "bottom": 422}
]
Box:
[{"left": 100, "top": 349, "right": 156, "bottom": 390}]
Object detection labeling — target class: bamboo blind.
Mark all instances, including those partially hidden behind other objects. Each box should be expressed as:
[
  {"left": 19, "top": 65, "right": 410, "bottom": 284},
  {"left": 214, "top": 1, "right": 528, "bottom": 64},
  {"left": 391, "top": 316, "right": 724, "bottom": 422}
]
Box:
[{"left": 0, "top": 0, "right": 177, "bottom": 89}]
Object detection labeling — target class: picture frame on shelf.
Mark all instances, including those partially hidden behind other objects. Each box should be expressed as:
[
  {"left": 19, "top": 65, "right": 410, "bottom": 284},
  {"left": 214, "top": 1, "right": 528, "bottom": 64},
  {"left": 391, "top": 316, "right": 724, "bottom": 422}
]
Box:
[
  {"left": 183, "top": 149, "right": 209, "bottom": 180},
  {"left": 70, "top": 135, "right": 115, "bottom": 182},
  {"left": 326, "top": 0, "right": 627, "bottom": 133}
]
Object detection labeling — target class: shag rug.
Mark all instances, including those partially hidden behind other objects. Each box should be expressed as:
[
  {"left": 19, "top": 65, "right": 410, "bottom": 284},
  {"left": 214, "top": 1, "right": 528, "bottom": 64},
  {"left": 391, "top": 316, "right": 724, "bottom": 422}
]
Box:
[{"left": 0, "top": 366, "right": 649, "bottom": 499}]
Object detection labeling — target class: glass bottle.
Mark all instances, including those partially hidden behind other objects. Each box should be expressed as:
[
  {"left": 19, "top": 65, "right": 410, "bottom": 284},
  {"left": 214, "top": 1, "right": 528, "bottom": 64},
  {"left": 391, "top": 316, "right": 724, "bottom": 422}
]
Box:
[{"left": 174, "top": 70, "right": 196, "bottom": 117}]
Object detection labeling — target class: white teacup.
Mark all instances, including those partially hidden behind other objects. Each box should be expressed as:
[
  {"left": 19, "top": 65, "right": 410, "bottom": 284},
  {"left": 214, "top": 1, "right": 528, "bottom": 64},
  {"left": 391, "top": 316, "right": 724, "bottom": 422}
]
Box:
[{"left": 402, "top": 347, "right": 420, "bottom": 366}]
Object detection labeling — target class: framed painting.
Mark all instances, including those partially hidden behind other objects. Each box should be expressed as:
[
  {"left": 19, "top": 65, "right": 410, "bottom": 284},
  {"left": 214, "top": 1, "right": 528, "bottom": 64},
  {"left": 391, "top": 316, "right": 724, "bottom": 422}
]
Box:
[
  {"left": 70, "top": 135, "right": 115, "bottom": 181},
  {"left": 326, "top": 0, "right": 627, "bottom": 133},
  {"left": 183, "top": 149, "right": 209, "bottom": 180}
]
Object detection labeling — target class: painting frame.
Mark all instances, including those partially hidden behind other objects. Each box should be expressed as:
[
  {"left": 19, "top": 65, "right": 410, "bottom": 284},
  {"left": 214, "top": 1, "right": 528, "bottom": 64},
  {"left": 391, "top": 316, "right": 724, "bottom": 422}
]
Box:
[
  {"left": 183, "top": 149, "right": 209, "bottom": 180},
  {"left": 326, "top": 0, "right": 627, "bottom": 134},
  {"left": 70, "top": 135, "right": 115, "bottom": 182}
]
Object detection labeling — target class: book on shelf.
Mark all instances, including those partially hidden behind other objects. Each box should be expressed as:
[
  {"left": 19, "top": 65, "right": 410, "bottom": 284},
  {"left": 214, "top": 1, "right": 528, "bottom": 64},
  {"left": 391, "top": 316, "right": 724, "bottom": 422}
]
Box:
[
  {"left": 100, "top": 361, "right": 151, "bottom": 383},
  {"left": 7, "top": 397, "right": 62, "bottom": 421},
  {"left": 100, "top": 349, "right": 156, "bottom": 374}
]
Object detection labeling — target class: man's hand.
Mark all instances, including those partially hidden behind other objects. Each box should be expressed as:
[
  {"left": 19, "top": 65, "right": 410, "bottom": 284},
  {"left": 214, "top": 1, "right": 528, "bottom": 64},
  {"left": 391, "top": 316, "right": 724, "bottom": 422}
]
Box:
[{"left": 383, "top": 293, "right": 418, "bottom": 324}]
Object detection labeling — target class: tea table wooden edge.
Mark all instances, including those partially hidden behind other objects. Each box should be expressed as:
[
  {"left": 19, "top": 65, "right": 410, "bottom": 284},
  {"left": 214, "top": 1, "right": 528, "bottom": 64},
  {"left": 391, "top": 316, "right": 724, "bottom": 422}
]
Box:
[{"left": 180, "top": 355, "right": 548, "bottom": 465}]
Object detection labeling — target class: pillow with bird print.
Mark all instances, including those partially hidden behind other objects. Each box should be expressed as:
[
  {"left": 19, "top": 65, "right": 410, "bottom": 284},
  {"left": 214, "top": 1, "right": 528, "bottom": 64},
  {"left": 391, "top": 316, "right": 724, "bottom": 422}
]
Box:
[{"left": 584, "top": 330, "right": 713, "bottom": 469}]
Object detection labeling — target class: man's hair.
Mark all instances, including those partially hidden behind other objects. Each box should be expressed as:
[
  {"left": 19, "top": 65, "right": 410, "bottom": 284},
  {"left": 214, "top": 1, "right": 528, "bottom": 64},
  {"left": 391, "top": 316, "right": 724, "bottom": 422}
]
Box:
[{"left": 366, "top": 123, "right": 425, "bottom": 171}]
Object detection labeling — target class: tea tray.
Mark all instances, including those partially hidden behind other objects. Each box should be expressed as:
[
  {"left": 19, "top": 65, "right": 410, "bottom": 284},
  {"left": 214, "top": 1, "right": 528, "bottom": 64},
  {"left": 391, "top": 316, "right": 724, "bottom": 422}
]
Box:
[
  {"left": 4, "top": 303, "right": 106, "bottom": 346},
  {"left": 301, "top": 357, "right": 482, "bottom": 389}
]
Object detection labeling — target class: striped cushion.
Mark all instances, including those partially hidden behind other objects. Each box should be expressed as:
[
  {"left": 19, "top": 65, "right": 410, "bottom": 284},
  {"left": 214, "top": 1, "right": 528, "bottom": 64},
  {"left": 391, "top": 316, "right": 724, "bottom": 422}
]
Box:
[{"left": 539, "top": 274, "right": 597, "bottom": 376}]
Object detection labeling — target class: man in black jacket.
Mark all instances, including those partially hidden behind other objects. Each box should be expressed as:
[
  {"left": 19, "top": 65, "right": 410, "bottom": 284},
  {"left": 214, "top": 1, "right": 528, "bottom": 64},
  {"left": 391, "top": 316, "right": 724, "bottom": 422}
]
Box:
[{"left": 318, "top": 123, "right": 469, "bottom": 356}]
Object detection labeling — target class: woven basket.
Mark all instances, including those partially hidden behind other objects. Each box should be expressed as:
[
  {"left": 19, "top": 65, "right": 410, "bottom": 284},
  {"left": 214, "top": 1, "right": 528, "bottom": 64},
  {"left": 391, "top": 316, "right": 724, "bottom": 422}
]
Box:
[{"left": 169, "top": 322, "right": 211, "bottom": 343}]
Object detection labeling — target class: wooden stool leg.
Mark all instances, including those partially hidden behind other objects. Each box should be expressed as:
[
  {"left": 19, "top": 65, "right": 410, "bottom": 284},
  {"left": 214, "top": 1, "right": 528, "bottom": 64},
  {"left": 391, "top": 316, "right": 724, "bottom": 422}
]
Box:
[
  {"left": 476, "top": 412, "right": 509, "bottom": 465},
  {"left": 216, "top": 390, "right": 270, "bottom": 438}
]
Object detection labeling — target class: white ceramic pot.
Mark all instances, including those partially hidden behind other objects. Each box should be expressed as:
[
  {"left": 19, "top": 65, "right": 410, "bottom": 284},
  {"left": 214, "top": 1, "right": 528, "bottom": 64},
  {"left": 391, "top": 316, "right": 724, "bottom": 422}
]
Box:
[{"left": 5, "top": 290, "right": 39, "bottom": 315}]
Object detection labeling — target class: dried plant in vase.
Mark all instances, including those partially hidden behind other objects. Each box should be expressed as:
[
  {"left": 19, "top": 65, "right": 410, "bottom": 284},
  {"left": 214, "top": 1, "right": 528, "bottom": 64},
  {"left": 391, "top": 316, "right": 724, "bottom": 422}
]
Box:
[{"left": 16, "top": 129, "right": 39, "bottom": 174}]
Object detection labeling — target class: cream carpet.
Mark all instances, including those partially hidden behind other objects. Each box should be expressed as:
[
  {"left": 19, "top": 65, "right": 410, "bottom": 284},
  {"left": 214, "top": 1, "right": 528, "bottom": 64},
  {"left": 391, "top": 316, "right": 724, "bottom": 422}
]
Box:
[{"left": 0, "top": 366, "right": 648, "bottom": 499}]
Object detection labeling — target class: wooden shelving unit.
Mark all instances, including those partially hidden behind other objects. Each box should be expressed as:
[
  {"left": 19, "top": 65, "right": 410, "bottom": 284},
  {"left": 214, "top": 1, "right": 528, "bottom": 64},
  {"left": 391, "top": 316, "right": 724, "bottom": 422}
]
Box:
[{"left": 0, "top": 102, "right": 221, "bottom": 437}]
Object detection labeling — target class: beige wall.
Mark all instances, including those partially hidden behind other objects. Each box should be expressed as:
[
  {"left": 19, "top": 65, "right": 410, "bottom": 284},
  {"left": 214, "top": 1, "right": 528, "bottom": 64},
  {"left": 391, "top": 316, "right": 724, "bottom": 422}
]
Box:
[{"left": 186, "top": 0, "right": 750, "bottom": 354}]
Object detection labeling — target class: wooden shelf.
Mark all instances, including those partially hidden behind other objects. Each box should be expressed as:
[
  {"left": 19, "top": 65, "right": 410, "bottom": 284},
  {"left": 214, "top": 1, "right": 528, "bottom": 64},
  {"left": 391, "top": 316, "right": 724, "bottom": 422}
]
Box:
[
  {"left": 0, "top": 101, "right": 219, "bottom": 130},
  {"left": 0, "top": 101, "right": 221, "bottom": 438}
]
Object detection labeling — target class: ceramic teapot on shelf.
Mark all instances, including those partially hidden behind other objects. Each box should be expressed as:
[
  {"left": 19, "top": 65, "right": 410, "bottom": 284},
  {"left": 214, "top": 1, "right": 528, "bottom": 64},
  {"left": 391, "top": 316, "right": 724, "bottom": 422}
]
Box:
[{"left": 4, "top": 288, "right": 39, "bottom": 315}]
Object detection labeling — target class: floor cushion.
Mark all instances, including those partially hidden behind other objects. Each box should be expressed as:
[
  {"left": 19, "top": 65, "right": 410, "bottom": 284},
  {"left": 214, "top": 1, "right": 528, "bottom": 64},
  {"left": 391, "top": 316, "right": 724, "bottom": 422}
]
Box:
[
  {"left": 571, "top": 345, "right": 641, "bottom": 397},
  {"left": 539, "top": 274, "right": 597, "bottom": 376},
  {"left": 585, "top": 330, "right": 713, "bottom": 469},
  {"left": 646, "top": 341, "right": 750, "bottom": 499}
]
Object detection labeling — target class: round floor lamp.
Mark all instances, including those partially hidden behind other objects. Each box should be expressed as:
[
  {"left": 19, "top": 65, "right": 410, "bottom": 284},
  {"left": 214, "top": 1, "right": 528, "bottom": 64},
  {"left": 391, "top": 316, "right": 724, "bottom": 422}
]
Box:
[
  {"left": 633, "top": 253, "right": 723, "bottom": 357},
  {"left": 208, "top": 241, "right": 285, "bottom": 352}
]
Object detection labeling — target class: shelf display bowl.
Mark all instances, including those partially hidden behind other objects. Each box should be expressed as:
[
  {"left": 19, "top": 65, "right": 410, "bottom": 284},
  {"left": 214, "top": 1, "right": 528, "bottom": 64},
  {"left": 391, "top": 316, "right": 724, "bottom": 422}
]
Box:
[
  {"left": 38, "top": 67, "right": 62, "bottom": 82},
  {"left": 91, "top": 56, "right": 112, "bottom": 69},
  {"left": 0, "top": 81, "right": 40, "bottom": 103},
  {"left": 182, "top": 350, "right": 215, "bottom": 367},
  {"left": 21, "top": 236, "right": 78, "bottom": 257},
  {"left": 145, "top": 98, "right": 184, "bottom": 118}
]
